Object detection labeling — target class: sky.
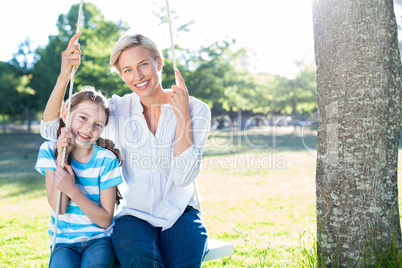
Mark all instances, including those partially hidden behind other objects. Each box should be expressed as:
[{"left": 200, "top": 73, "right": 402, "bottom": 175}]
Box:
[{"left": 0, "top": 0, "right": 315, "bottom": 77}]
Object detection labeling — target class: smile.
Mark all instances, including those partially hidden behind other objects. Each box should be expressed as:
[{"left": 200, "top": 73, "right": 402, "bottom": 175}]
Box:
[
  {"left": 135, "top": 81, "right": 149, "bottom": 89},
  {"left": 77, "top": 131, "right": 91, "bottom": 140}
]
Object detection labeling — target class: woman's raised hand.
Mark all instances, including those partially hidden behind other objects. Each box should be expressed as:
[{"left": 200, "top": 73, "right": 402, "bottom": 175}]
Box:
[
  {"left": 59, "top": 33, "right": 82, "bottom": 82},
  {"left": 169, "top": 69, "right": 190, "bottom": 120}
]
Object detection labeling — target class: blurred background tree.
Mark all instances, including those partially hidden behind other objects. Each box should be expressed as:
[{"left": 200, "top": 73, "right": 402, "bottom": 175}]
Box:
[{"left": 1, "top": 2, "right": 318, "bottom": 131}]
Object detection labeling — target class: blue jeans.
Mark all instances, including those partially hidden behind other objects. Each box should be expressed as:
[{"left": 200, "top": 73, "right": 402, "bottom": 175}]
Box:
[
  {"left": 49, "top": 237, "right": 115, "bottom": 268},
  {"left": 112, "top": 206, "right": 208, "bottom": 268}
]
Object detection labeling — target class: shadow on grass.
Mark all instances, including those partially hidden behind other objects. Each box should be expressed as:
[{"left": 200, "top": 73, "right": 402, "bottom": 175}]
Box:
[
  {"left": 205, "top": 128, "right": 402, "bottom": 157},
  {"left": 0, "top": 133, "right": 46, "bottom": 198},
  {"left": 1, "top": 130, "right": 398, "bottom": 190},
  {"left": 0, "top": 176, "right": 45, "bottom": 199},
  {"left": 204, "top": 131, "right": 318, "bottom": 157}
]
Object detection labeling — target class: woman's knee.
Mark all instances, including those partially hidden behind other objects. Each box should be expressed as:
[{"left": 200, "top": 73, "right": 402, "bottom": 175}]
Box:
[
  {"left": 112, "top": 216, "right": 165, "bottom": 268},
  {"left": 160, "top": 207, "right": 208, "bottom": 267}
]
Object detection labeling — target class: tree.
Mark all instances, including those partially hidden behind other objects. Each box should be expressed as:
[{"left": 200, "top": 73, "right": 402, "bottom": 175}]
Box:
[
  {"left": 263, "top": 66, "right": 317, "bottom": 126},
  {"left": 312, "top": 0, "right": 402, "bottom": 266},
  {"left": 0, "top": 61, "right": 35, "bottom": 132},
  {"left": 394, "top": 0, "right": 402, "bottom": 54},
  {"left": 184, "top": 40, "right": 259, "bottom": 118},
  {"left": 0, "top": 62, "right": 21, "bottom": 131},
  {"left": 28, "top": 2, "right": 129, "bottom": 116},
  {"left": 12, "top": 38, "right": 38, "bottom": 132}
]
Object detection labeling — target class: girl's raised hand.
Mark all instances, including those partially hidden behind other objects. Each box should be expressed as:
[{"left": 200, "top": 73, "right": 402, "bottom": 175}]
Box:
[
  {"left": 59, "top": 33, "right": 82, "bottom": 82},
  {"left": 169, "top": 69, "right": 190, "bottom": 119},
  {"left": 57, "top": 127, "right": 74, "bottom": 162}
]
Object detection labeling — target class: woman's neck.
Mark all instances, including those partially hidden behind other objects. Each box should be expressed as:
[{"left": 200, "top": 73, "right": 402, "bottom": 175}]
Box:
[
  {"left": 71, "top": 145, "right": 93, "bottom": 164},
  {"left": 140, "top": 85, "right": 170, "bottom": 109}
]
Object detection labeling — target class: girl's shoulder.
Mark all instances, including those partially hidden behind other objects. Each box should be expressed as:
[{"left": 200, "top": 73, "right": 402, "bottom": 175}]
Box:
[{"left": 93, "top": 144, "right": 119, "bottom": 161}]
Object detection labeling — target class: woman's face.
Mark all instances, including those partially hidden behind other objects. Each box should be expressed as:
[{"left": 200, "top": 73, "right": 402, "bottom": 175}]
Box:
[{"left": 119, "top": 46, "right": 163, "bottom": 99}]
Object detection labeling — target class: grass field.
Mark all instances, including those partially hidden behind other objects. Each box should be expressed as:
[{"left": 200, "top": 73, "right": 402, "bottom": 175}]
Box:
[{"left": 0, "top": 127, "right": 401, "bottom": 267}]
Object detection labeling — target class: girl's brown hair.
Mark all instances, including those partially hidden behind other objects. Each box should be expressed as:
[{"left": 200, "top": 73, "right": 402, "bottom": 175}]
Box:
[{"left": 55, "top": 86, "right": 123, "bottom": 205}]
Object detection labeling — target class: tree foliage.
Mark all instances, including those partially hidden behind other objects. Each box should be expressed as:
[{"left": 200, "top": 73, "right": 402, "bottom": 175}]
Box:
[
  {"left": 4, "top": 2, "right": 317, "bottom": 126},
  {"left": 268, "top": 66, "right": 317, "bottom": 119},
  {"left": 29, "top": 2, "right": 129, "bottom": 112},
  {"left": 0, "top": 61, "right": 35, "bottom": 127}
]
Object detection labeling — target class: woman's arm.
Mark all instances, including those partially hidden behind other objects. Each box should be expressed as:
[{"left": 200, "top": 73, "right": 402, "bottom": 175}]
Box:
[
  {"left": 169, "top": 69, "right": 194, "bottom": 156},
  {"left": 167, "top": 69, "right": 211, "bottom": 186},
  {"left": 42, "top": 33, "right": 82, "bottom": 122},
  {"left": 169, "top": 100, "right": 211, "bottom": 187}
]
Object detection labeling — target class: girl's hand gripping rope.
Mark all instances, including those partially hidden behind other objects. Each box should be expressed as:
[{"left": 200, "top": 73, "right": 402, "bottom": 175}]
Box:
[{"left": 57, "top": 127, "right": 74, "bottom": 163}]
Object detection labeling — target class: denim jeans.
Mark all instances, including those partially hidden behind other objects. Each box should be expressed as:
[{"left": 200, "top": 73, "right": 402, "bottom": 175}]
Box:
[
  {"left": 49, "top": 237, "right": 115, "bottom": 268},
  {"left": 112, "top": 206, "right": 208, "bottom": 268}
]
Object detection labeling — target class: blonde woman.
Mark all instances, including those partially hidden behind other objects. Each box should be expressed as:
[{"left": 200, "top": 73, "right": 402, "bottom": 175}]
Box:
[{"left": 40, "top": 33, "right": 211, "bottom": 267}]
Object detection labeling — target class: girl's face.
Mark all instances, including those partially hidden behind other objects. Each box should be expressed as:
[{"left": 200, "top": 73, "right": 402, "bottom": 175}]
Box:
[
  {"left": 63, "top": 101, "right": 107, "bottom": 148},
  {"left": 118, "top": 46, "right": 163, "bottom": 99}
]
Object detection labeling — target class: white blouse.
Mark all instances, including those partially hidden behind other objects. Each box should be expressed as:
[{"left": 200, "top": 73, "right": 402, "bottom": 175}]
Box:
[{"left": 40, "top": 92, "right": 211, "bottom": 230}]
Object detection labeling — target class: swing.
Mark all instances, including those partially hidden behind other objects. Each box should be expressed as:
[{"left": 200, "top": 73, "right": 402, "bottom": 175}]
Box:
[{"left": 53, "top": 0, "right": 234, "bottom": 263}]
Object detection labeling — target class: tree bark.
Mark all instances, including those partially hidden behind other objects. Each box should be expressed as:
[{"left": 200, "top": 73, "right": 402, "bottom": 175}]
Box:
[{"left": 312, "top": 0, "right": 402, "bottom": 266}]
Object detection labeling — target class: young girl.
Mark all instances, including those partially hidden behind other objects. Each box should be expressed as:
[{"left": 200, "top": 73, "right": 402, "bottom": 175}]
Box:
[{"left": 35, "top": 87, "right": 123, "bottom": 267}]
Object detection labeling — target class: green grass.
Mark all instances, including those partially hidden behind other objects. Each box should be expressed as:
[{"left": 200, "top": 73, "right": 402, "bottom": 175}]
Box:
[
  {"left": 0, "top": 127, "right": 401, "bottom": 267},
  {"left": 0, "top": 133, "right": 49, "bottom": 267}
]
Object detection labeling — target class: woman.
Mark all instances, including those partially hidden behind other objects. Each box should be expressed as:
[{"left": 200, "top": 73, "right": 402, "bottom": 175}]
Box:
[{"left": 40, "top": 33, "right": 211, "bottom": 267}]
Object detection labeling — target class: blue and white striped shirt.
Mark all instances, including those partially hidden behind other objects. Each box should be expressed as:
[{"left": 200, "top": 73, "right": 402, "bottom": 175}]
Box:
[{"left": 35, "top": 141, "right": 123, "bottom": 245}]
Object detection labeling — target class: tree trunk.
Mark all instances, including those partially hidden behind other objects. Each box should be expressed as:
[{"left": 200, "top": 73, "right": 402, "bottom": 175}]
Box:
[
  {"left": 25, "top": 106, "right": 31, "bottom": 133},
  {"left": 312, "top": 0, "right": 402, "bottom": 266},
  {"left": 1, "top": 114, "right": 6, "bottom": 134}
]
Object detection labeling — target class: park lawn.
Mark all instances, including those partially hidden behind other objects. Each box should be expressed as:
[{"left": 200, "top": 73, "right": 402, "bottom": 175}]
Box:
[
  {"left": 200, "top": 128, "right": 318, "bottom": 267},
  {"left": 0, "top": 128, "right": 401, "bottom": 267},
  {"left": 0, "top": 133, "right": 49, "bottom": 267}
]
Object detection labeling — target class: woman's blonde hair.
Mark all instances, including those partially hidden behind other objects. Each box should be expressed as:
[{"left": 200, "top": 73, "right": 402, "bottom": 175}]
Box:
[{"left": 109, "top": 34, "right": 163, "bottom": 73}]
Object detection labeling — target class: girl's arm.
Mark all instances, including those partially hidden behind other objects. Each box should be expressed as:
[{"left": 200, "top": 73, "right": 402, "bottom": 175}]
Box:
[
  {"left": 71, "top": 185, "right": 116, "bottom": 229},
  {"left": 44, "top": 169, "right": 70, "bottom": 214},
  {"left": 55, "top": 164, "right": 116, "bottom": 228},
  {"left": 54, "top": 128, "right": 115, "bottom": 228},
  {"left": 43, "top": 127, "right": 75, "bottom": 214},
  {"left": 43, "top": 33, "right": 81, "bottom": 122}
]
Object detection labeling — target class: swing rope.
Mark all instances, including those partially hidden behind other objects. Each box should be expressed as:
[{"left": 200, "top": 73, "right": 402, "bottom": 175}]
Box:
[
  {"left": 165, "top": 0, "right": 178, "bottom": 85},
  {"left": 51, "top": 0, "right": 84, "bottom": 252},
  {"left": 164, "top": 0, "right": 202, "bottom": 208}
]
